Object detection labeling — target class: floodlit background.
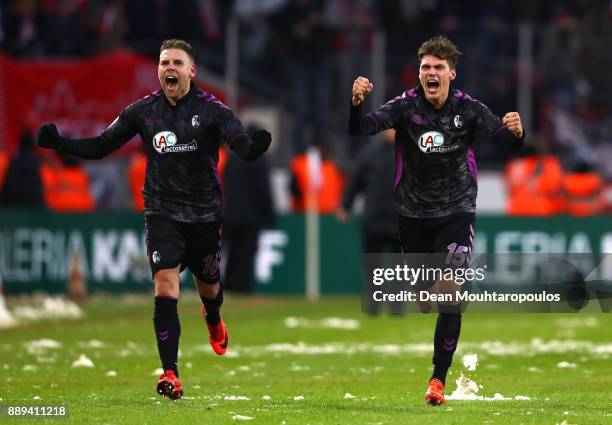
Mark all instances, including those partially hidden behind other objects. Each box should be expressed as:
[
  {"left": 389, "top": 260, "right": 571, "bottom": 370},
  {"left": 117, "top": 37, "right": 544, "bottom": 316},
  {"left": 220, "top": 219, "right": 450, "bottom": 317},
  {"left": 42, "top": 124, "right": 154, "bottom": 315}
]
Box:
[{"left": 0, "top": 1, "right": 610, "bottom": 424}]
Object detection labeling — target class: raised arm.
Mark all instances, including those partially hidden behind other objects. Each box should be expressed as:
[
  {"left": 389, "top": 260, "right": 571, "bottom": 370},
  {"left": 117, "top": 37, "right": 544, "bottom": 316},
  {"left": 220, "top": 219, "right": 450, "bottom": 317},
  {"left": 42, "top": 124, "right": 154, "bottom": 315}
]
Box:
[
  {"left": 37, "top": 110, "right": 138, "bottom": 160},
  {"left": 474, "top": 101, "right": 525, "bottom": 150},
  {"left": 348, "top": 76, "right": 399, "bottom": 136},
  {"left": 348, "top": 76, "right": 376, "bottom": 135},
  {"left": 219, "top": 108, "right": 271, "bottom": 161}
]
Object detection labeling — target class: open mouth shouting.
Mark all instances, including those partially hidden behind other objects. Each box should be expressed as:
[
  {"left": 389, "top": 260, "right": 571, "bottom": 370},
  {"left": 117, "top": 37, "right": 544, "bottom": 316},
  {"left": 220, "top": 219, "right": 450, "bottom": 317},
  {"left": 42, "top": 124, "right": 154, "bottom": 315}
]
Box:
[
  {"left": 426, "top": 78, "right": 440, "bottom": 95},
  {"left": 164, "top": 75, "right": 179, "bottom": 91}
]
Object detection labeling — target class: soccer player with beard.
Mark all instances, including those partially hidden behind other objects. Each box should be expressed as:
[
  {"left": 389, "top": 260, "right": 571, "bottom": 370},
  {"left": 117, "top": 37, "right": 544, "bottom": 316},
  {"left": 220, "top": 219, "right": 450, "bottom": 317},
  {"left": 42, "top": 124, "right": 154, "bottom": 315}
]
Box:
[
  {"left": 37, "top": 39, "right": 271, "bottom": 400},
  {"left": 348, "top": 35, "right": 524, "bottom": 405}
]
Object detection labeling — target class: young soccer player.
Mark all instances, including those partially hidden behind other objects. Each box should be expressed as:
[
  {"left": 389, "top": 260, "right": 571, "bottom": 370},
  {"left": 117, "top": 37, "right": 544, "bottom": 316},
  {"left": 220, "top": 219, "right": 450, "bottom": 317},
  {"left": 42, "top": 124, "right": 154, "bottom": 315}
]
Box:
[{"left": 348, "top": 35, "right": 524, "bottom": 405}]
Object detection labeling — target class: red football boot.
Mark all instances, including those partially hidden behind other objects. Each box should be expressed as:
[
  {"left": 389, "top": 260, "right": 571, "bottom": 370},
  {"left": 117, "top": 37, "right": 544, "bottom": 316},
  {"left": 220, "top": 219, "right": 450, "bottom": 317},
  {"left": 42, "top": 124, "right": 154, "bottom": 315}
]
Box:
[
  {"left": 156, "top": 370, "right": 183, "bottom": 400},
  {"left": 425, "top": 378, "right": 446, "bottom": 406},
  {"left": 202, "top": 304, "right": 229, "bottom": 355}
]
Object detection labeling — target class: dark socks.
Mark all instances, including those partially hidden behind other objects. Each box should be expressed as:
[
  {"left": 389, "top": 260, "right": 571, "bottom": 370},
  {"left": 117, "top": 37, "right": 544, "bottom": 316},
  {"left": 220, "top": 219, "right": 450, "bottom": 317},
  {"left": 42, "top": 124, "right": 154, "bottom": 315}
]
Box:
[
  {"left": 431, "top": 312, "right": 462, "bottom": 385},
  {"left": 153, "top": 296, "right": 181, "bottom": 376},
  {"left": 200, "top": 286, "right": 223, "bottom": 325}
]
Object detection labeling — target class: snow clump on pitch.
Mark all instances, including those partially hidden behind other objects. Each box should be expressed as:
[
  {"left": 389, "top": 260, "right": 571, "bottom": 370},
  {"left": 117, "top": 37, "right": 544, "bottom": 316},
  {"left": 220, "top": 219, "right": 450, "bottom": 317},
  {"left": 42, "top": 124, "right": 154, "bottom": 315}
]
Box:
[
  {"left": 462, "top": 353, "right": 479, "bottom": 371},
  {"left": 71, "top": 354, "right": 94, "bottom": 368},
  {"left": 13, "top": 297, "right": 82, "bottom": 320},
  {"left": 446, "top": 352, "right": 531, "bottom": 401}
]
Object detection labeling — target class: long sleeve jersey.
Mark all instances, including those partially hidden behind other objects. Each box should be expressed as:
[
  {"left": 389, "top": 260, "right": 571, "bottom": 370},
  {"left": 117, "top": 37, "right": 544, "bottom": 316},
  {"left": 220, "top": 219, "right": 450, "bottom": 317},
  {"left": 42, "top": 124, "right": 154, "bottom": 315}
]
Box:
[
  {"left": 348, "top": 85, "right": 524, "bottom": 218},
  {"left": 56, "top": 82, "right": 262, "bottom": 222}
]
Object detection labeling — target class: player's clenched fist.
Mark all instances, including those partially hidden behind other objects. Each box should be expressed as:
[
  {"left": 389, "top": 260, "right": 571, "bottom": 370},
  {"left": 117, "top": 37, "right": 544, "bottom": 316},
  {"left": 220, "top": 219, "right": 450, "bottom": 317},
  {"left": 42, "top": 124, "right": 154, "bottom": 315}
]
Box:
[
  {"left": 37, "top": 123, "right": 61, "bottom": 149},
  {"left": 502, "top": 112, "right": 523, "bottom": 138},
  {"left": 248, "top": 128, "right": 272, "bottom": 159},
  {"left": 352, "top": 76, "right": 373, "bottom": 106}
]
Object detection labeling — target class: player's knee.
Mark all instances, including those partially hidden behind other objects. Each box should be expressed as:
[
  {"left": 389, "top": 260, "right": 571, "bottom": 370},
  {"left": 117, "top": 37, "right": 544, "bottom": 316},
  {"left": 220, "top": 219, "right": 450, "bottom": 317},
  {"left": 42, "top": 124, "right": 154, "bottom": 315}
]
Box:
[
  {"left": 155, "top": 282, "right": 179, "bottom": 298},
  {"left": 154, "top": 269, "right": 180, "bottom": 298}
]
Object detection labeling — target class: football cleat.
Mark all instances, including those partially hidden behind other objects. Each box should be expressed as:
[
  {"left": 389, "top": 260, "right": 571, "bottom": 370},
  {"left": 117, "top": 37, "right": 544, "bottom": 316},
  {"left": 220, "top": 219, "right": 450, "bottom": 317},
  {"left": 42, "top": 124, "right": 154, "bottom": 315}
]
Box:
[
  {"left": 157, "top": 370, "right": 183, "bottom": 400},
  {"left": 202, "top": 304, "right": 229, "bottom": 355},
  {"left": 425, "top": 378, "right": 446, "bottom": 406}
]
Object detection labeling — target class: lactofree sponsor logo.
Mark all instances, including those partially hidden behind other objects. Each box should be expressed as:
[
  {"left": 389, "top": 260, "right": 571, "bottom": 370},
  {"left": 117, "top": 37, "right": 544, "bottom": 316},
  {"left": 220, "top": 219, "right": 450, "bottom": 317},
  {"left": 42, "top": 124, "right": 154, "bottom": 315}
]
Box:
[
  {"left": 152, "top": 131, "right": 197, "bottom": 154},
  {"left": 418, "top": 131, "right": 461, "bottom": 153}
]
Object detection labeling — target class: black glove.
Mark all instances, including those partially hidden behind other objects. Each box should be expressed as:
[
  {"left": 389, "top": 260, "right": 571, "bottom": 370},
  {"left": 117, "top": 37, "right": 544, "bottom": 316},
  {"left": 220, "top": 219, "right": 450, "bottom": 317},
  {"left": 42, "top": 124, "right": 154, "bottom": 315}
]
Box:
[
  {"left": 248, "top": 129, "right": 271, "bottom": 159},
  {"left": 37, "top": 124, "right": 60, "bottom": 149}
]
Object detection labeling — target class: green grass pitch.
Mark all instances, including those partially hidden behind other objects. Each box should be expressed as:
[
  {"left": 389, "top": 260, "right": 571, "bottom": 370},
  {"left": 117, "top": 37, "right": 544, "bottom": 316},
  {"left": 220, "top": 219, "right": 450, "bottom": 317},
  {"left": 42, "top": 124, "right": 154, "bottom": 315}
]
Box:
[{"left": 1, "top": 295, "right": 611, "bottom": 424}]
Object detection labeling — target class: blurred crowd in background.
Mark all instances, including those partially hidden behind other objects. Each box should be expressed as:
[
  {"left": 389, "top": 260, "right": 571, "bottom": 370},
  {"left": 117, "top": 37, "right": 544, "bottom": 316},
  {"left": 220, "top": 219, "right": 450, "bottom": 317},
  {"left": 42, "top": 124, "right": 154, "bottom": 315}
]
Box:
[{"left": 0, "top": 0, "right": 611, "bottom": 218}]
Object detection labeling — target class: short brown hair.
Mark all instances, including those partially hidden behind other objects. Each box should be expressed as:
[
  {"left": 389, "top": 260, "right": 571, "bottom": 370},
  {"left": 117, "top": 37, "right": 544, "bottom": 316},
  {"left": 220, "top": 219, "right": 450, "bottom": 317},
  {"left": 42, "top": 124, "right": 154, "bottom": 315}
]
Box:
[
  {"left": 160, "top": 39, "right": 195, "bottom": 62},
  {"left": 417, "top": 35, "right": 462, "bottom": 68}
]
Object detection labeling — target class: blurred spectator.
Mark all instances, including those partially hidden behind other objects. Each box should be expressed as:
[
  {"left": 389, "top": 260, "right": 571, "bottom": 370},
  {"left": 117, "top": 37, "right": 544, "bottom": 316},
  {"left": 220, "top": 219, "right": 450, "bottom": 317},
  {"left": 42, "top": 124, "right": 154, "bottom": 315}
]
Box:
[
  {"left": 124, "top": 0, "right": 166, "bottom": 55},
  {"left": 324, "top": 0, "right": 376, "bottom": 107},
  {"left": 0, "top": 132, "right": 45, "bottom": 208},
  {"left": 84, "top": 160, "right": 129, "bottom": 210},
  {"left": 222, "top": 136, "right": 275, "bottom": 293},
  {"left": 545, "top": 102, "right": 612, "bottom": 181},
  {"left": 272, "top": 0, "right": 332, "bottom": 150},
  {"left": 91, "top": 0, "right": 126, "bottom": 52},
  {"left": 1, "top": 0, "right": 46, "bottom": 56},
  {"left": 41, "top": 152, "right": 95, "bottom": 212},
  {"left": 125, "top": 0, "right": 224, "bottom": 57},
  {"left": 504, "top": 144, "right": 565, "bottom": 216},
  {"left": 127, "top": 148, "right": 146, "bottom": 211},
  {"left": 232, "top": 0, "right": 285, "bottom": 77},
  {"left": 40, "top": 0, "right": 93, "bottom": 56},
  {"left": 336, "top": 129, "right": 399, "bottom": 314},
  {"left": 165, "top": 0, "right": 212, "bottom": 46},
  {"left": 337, "top": 129, "right": 398, "bottom": 252},
  {"left": 562, "top": 161, "right": 604, "bottom": 216},
  {"left": 290, "top": 140, "right": 343, "bottom": 213}
]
